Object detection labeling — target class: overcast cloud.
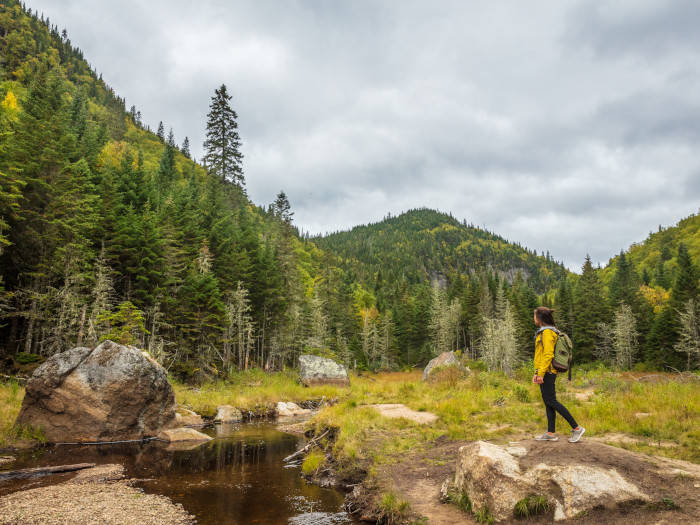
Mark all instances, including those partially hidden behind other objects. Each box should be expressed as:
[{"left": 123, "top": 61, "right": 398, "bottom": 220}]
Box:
[{"left": 30, "top": 0, "right": 700, "bottom": 270}]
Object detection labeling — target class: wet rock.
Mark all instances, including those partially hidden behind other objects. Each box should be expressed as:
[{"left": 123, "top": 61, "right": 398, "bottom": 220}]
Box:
[
  {"left": 422, "top": 351, "right": 469, "bottom": 381},
  {"left": 276, "top": 401, "right": 312, "bottom": 417},
  {"left": 453, "top": 441, "right": 649, "bottom": 522},
  {"left": 175, "top": 407, "right": 204, "bottom": 426},
  {"left": 214, "top": 405, "right": 243, "bottom": 423},
  {"left": 298, "top": 355, "right": 350, "bottom": 387},
  {"left": 157, "top": 427, "right": 212, "bottom": 443},
  {"left": 15, "top": 340, "right": 176, "bottom": 443}
]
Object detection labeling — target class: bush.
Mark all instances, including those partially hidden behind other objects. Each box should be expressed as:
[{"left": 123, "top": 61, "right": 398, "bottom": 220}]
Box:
[
  {"left": 426, "top": 365, "right": 465, "bottom": 386},
  {"left": 15, "top": 352, "right": 41, "bottom": 365},
  {"left": 378, "top": 492, "right": 411, "bottom": 524},
  {"left": 301, "top": 450, "right": 325, "bottom": 475}
]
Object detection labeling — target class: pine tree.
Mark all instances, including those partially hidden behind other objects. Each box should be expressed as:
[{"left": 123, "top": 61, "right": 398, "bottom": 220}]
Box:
[
  {"left": 573, "top": 255, "right": 608, "bottom": 361},
  {"left": 671, "top": 243, "right": 698, "bottom": 307},
  {"left": 273, "top": 191, "right": 294, "bottom": 224},
  {"left": 181, "top": 136, "right": 191, "bottom": 158},
  {"left": 203, "top": 84, "right": 244, "bottom": 186},
  {"left": 156, "top": 121, "right": 164, "bottom": 142}
]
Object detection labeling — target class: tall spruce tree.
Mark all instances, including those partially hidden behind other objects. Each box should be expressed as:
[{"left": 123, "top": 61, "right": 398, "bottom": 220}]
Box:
[
  {"left": 573, "top": 255, "right": 608, "bottom": 362},
  {"left": 203, "top": 84, "right": 244, "bottom": 186}
]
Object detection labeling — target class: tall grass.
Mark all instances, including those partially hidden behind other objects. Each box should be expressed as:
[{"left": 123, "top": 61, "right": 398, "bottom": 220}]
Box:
[{"left": 0, "top": 380, "right": 44, "bottom": 448}]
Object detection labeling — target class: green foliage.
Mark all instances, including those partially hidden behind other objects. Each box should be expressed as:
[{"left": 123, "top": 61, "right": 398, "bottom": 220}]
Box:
[
  {"left": 301, "top": 450, "right": 325, "bottom": 475},
  {"left": 512, "top": 384, "right": 531, "bottom": 403},
  {"left": 513, "top": 495, "right": 550, "bottom": 518},
  {"left": 474, "top": 505, "right": 495, "bottom": 524},
  {"left": 14, "top": 351, "right": 40, "bottom": 364},
  {"left": 448, "top": 489, "right": 472, "bottom": 513},
  {"left": 98, "top": 301, "right": 147, "bottom": 346},
  {"left": 378, "top": 492, "right": 411, "bottom": 524}
]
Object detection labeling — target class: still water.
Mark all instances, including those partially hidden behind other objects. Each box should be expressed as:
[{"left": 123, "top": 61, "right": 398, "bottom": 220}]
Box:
[{"left": 1, "top": 422, "right": 359, "bottom": 525}]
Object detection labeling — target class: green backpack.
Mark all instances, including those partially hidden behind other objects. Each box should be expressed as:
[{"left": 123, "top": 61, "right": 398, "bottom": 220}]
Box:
[{"left": 538, "top": 326, "right": 573, "bottom": 380}]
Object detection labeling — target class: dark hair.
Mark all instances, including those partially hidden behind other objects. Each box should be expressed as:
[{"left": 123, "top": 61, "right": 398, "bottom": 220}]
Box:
[{"left": 534, "top": 306, "right": 555, "bottom": 326}]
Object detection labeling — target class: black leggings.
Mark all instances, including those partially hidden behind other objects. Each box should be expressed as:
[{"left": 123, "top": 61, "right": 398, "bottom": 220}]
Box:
[{"left": 539, "top": 373, "right": 578, "bottom": 433}]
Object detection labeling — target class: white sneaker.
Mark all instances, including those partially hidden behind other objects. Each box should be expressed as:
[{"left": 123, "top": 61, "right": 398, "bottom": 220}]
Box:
[
  {"left": 568, "top": 427, "right": 585, "bottom": 443},
  {"left": 535, "top": 432, "right": 559, "bottom": 441}
]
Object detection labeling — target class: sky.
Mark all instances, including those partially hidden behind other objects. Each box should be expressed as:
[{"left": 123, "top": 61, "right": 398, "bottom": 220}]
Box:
[{"left": 30, "top": 0, "right": 700, "bottom": 270}]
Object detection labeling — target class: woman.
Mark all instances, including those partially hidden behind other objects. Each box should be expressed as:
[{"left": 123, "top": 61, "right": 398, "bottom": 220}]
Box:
[{"left": 532, "top": 306, "right": 585, "bottom": 443}]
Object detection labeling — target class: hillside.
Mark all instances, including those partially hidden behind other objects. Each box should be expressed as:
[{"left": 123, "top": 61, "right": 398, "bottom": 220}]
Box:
[
  {"left": 314, "top": 208, "right": 568, "bottom": 292},
  {"left": 604, "top": 212, "right": 700, "bottom": 289},
  {"left": 1, "top": 1, "right": 697, "bottom": 374}
]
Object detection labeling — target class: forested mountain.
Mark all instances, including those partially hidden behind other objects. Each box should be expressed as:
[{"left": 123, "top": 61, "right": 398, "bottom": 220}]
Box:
[
  {"left": 314, "top": 208, "right": 568, "bottom": 292},
  {"left": 0, "top": 1, "right": 698, "bottom": 377}
]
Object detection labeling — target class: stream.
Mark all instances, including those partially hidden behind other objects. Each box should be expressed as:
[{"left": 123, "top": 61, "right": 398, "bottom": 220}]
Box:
[{"left": 0, "top": 422, "right": 360, "bottom": 525}]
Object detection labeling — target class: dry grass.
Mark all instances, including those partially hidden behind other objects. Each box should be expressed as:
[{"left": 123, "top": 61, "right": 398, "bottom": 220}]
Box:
[
  {"left": 309, "top": 365, "right": 700, "bottom": 477},
  {"left": 0, "top": 379, "right": 43, "bottom": 448},
  {"left": 171, "top": 368, "right": 348, "bottom": 417}
]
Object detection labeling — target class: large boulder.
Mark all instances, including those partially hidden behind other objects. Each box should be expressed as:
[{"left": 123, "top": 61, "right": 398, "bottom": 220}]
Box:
[
  {"left": 298, "top": 354, "right": 350, "bottom": 387},
  {"left": 157, "top": 427, "right": 212, "bottom": 443},
  {"left": 15, "top": 340, "right": 176, "bottom": 443},
  {"left": 453, "top": 441, "right": 649, "bottom": 522},
  {"left": 422, "top": 351, "right": 468, "bottom": 381}
]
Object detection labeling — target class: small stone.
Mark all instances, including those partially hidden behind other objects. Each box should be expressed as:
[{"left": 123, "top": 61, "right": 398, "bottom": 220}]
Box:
[
  {"left": 157, "top": 427, "right": 212, "bottom": 443},
  {"left": 276, "top": 401, "right": 311, "bottom": 417},
  {"left": 214, "top": 405, "right": 243, "bottom": 423},
  {"left": 635, "top": 412, "right": 651, "bottom": 418},
  {"left": 422, "top": 351, "right": 469, "bottom": 381}
]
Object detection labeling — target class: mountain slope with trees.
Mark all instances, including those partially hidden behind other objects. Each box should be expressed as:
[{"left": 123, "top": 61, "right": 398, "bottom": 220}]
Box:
[{"left": 0, "top": 1, "right": 698, "bottom": 377}]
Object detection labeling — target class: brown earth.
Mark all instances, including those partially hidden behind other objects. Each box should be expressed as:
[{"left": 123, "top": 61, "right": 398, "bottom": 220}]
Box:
[
  {"left": 353, "top": 436, "right": 700, "bottom": 524},
  {"left": 0, "top": 464, "right": 194, "bottom": 525}
]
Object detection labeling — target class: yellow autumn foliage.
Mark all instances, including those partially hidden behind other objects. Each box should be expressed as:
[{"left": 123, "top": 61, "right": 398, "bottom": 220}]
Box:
[{"left": 639, "top": 284, "right": 670, "bottom": 313}]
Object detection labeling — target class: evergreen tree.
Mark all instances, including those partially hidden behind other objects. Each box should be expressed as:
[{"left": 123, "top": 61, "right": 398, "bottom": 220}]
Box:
[
  {"left": 203, "top": 84, "right": 244, "bottom": 186},
  {"left": 273, "top": 191, "right": 294, "bottom": 224},
  {"left": 156, "top": 121, "right": 164, "bottom": 142},
  {"left": 573, "top": 255, "right": 608, "bottom": 362},
  {"left": 181, "top": 136, "right": 191, "bottom": 158}
]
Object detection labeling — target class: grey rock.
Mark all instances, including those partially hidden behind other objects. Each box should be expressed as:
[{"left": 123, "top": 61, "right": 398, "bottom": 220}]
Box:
[
  {"left": 214, "top": 405, "right": 243, "bottom": 423},
  {"left": 422, "top": 351, "right": 469, "bottom": 381},
  {"left": 298, "top": 354, "right": 350, "bottom": 387},
  {"left": 15, "top": 340, "right": 176, "bottom": 443},
  {"left": 453, "top": 441, "right": 648, "bottom": 522}
]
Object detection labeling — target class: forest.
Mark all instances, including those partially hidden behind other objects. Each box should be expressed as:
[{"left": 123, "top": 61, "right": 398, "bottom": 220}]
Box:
[{"left": 0, "top": 0, "right": 699, "bottom": 381}]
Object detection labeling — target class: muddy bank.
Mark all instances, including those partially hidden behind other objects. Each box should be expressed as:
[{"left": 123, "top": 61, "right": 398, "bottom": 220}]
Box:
[{"left": 0, "top": 464, "right": 194, "bottom": 525}]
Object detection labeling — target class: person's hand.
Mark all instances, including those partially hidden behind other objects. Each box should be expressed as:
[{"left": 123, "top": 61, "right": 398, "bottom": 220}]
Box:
[
  {"left": 535, "top": 375, "right": 544, "bottom": 384},
  {"left": 532, "top": 374, "right": 539, "bottom": 384}
]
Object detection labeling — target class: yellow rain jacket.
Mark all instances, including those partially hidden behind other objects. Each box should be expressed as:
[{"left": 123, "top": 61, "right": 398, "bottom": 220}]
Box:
[{"left": 534, "top": 328, "right": 558, "bottom": 375}]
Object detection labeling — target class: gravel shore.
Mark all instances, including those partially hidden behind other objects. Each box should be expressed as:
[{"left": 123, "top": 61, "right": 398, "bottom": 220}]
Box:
[{"left": 0, "top": 464, "right": 195, "bottom": 525}]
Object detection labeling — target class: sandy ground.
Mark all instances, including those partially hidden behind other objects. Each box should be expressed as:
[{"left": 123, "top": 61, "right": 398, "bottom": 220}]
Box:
[{"left": 0, "top": 464, "right": 194, "bottom": 525}]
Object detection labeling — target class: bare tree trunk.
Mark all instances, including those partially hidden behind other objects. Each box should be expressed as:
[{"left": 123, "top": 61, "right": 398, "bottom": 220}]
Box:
[{"left": 77, "top": 305, "right": 87, "bottom": 347}]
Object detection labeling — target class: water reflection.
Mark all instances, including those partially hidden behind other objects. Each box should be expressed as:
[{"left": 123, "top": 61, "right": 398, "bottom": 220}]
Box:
[{"left": 1, "top": 423, "right": 358, "bottom": 525}]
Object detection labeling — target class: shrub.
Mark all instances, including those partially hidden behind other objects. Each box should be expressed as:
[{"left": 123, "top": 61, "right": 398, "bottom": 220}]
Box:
[
  {"left": 301, "top": 450, "right": 325, "bottom": 475},
  {"left": 427, "top": 365, "right": 464, "bottom": 386},
  {"left": 15, "top": 352, "right": 41, "bottom": 364},
  {"left": 448, "top": 489, "right": 472, "bottom": 513},
  {"left": 379, "top": 492, "right": 411, "bottom": 524}
]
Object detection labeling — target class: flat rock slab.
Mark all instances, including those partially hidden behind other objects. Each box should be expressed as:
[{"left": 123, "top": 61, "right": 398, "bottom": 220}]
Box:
[
  {"left": 276, "top": 401, "right": 312, "bottom": 418},
  {"left": 369, "top": 404, "right": 438, "bottom": 424},
  {"left": 157, "top": 427, "right": 212, "bottom": 443},
  {"left": 0, "top": 463, "right": 194, "bottom": 525}
]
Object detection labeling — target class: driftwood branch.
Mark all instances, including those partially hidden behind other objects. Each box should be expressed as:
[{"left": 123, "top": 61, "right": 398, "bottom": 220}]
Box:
[
  {"left": 283, "top": 430, "right": 330, "bottom": 462},
  {"left": 0, "top": 463, "right": 96, "bottom": 481}
]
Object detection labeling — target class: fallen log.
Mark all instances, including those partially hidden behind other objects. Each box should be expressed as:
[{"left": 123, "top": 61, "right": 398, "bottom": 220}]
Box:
[
  {"left": 0, "top": 462, "right": 96, "bottom": 481},
  {"left": 283, "top": 430, "right": 330, "bottom": 462}
]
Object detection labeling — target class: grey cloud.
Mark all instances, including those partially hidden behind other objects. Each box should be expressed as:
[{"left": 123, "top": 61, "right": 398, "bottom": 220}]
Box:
[{"left": 29, "top": 0, "right": 700, "bottom": 270}]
